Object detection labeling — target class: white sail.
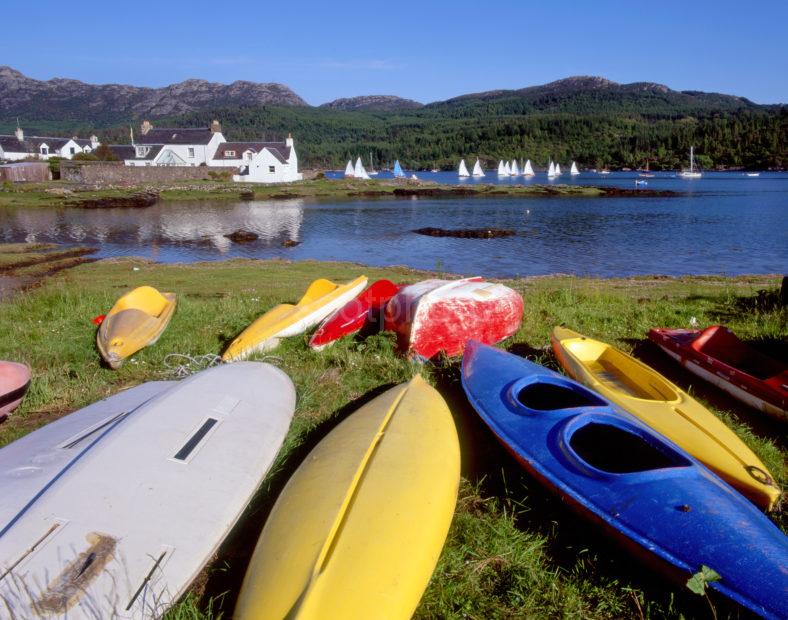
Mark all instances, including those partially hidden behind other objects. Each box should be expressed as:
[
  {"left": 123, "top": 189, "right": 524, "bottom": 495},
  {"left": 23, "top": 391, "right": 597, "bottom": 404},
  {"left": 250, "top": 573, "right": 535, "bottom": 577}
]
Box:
[
  {"left": 354, "top": 156, "right": 370, "bottom": 180},
  {"left": 458, "top": 159, "right": 471, "bottom": 177},
  {"left": 472, "top": 159, "right": 485, "bottom": 177},
  {"left": 555, "top": 163, "right": 562, "bottom": 175},
  {"left": 547, "top": 161, "right": 556, "bottom": 177},
  {"left": 679, "top": 145, "right": 702, "bottom": 178},
  {"left": 570, "top": 161, "right": 579, "bottom": 175},
  {"left": 510, "top": 160, "right": 520, "bottom": 176},
  {"left": 344, "top": 160, "right": 355, "bottom": 177},
  {"left": 504, "top": 161, "right": 511, "bottom": 175},
  {"left": 523, "top": 159, "right": 534, "bottom": 176},
  {"left": 497, "top": 160, "right": 506, "bottom": 175}
]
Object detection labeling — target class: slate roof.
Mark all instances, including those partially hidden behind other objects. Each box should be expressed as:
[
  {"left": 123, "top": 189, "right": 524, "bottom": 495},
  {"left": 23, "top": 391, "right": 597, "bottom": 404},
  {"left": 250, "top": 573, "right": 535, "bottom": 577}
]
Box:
[
  {"left": 136, "top": 127, "right": 216, "bottom": 145},
  {"left": 0, "top": 134, "right": 72, "bottom": 154},
  {"left": 107, "top": 144, "right": 163, "bottom": 161},
  {"left": 212, "top": 141, "right": 291, "bottom": 164}
]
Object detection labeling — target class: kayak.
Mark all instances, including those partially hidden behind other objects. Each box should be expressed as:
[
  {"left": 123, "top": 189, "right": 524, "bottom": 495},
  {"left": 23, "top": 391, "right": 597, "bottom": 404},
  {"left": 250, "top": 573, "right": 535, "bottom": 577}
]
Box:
[
  {"left": 234, "top": 375, "right": 460, "bottom": 620},
  {"left": 649, "top": 326, "right": 787, "bottom": 424},
  {"left": 0, "top": 361, "right": 31, "bottom": 419},
  {"left": 551, "top": 327, "right": 781, "bottom": 511},
  {"left": 97, "top": 285, "right": 176, "bottom": 369},
  {"left": 223, "top": 276, "right": 367, "bottom": 361},
  {"left": 384, "top": 277, "right": 523, "bottom": 359},
  {"left": 309, "top": 279, "right": 400, "bottom": 350},
  {"left": 0, "top": 363, "right": 295, "bottom": 619},
  {"left": 462, "top": 341, "right": 788, "bottom": 620}
]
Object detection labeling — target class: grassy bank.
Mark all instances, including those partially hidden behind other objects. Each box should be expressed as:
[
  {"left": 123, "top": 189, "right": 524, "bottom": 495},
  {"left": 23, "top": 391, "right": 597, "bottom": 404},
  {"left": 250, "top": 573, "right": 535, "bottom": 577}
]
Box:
[
  {"left": 0, "top": 177, "right": 673, "bottom": 209},
  {"left": 0, "top": 250, "right": 784, "bottom": 619}
]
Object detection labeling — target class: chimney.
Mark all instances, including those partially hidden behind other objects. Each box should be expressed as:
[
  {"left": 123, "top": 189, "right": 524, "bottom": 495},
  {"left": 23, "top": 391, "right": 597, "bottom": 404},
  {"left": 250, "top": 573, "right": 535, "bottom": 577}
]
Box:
[
  {"left": 210, "top": 119, "right": 221, "bottom": 133},
  {"left": 140, "top": 120, "right": 152, "bottom": 135},
  {"left": 14, "top": 126, "right": 23, "bottom": 141},
  {"left": 90, "top": 135, "right": 100, "bottom": 148},
  {"left": 285, "top": 132, "right": 294, "bottom": 147}
]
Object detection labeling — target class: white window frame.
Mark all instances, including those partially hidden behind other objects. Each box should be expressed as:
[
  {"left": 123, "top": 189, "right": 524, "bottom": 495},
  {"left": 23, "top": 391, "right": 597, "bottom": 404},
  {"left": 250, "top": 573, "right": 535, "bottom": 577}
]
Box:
[
  {"left": 225, "top": 150, "right": 236, "bottom": 158},
  {"left": 268, "top": 165, "right": 276, "bottom": 173},
  {"left": 188, "top": 147, "right": 195, "bottom": 158}
]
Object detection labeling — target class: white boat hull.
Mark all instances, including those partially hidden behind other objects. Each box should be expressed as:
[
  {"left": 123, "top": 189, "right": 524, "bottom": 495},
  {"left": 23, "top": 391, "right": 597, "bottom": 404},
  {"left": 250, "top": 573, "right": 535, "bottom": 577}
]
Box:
[{"left": 0, "top": 363, "right": 295, "bottom": 619}]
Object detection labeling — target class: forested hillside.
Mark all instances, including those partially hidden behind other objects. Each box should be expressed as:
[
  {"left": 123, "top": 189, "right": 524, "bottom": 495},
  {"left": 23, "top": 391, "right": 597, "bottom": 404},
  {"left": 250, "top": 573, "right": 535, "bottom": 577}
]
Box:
[{"left": 136, "top": 104, "right": 785, "bottom": 170}]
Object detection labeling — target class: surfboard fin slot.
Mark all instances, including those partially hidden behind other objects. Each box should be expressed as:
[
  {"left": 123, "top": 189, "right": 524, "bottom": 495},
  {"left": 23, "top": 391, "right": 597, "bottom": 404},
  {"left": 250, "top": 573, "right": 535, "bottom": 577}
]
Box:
[{"left": 173, "top": 418, "right": 219, "bottom": 461}]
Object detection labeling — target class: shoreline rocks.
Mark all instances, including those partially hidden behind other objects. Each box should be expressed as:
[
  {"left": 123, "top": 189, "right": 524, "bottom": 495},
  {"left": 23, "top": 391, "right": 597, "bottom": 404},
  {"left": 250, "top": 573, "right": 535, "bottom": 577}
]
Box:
[{"left": 413, "top": 227, "right": 516, "bottom": 239}]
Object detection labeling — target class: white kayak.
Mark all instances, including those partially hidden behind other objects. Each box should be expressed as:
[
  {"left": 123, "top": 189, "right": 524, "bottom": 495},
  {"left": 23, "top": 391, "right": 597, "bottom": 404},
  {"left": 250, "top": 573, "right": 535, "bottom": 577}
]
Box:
[{"left": 0, "top": 363, "right": 295, "bottom": 619}]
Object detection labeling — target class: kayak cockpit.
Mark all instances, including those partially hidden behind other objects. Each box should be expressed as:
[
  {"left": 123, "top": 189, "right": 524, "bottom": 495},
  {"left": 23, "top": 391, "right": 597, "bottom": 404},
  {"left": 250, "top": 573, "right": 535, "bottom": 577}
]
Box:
[
  {"left": 560, "top": 414, "right": 692, "bottom": 478},
  {"left": 510, "top": 376, "right": 607, "bottom": 412}
]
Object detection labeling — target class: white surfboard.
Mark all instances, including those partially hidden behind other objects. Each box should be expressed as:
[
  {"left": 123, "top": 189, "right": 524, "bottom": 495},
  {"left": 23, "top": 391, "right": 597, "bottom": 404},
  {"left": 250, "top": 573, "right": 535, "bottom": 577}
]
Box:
[{"left": 0, "top": 362, "right": 295, "bottom": 619}]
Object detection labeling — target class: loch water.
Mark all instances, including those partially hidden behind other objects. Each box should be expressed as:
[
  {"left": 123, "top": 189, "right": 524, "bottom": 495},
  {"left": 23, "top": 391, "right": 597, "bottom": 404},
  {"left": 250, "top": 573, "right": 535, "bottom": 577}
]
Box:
[{"left": 1, "top": 172, "right": 785, "bottom": 278}]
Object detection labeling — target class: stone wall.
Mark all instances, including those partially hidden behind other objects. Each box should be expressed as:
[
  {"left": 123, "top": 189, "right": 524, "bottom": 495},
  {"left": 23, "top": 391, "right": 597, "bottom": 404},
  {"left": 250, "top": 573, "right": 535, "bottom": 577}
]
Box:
[{"left": 61, "top": 161, "right": 236, "bottom": 185}]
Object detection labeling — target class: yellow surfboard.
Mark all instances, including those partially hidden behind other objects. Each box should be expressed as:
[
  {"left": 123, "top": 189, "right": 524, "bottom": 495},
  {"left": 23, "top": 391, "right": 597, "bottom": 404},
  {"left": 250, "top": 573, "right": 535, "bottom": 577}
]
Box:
[
  {"left": 551, "top": 326, "right": 780, "bottom": 511},
  {"left": 97, "top": 285, "right": 176, "bottom": 369},
  {"left": 234, "top": 375, "right": 460, "bottom": 619},
  {"left": 223, "top": 276, "right": 367, "bottom": 361}
]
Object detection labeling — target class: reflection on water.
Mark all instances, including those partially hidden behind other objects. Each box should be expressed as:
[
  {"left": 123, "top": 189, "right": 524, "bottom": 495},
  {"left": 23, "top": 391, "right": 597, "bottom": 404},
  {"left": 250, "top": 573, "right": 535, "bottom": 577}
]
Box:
[{"left": 0, "top": 174, "right": 786, "bottom": 277}]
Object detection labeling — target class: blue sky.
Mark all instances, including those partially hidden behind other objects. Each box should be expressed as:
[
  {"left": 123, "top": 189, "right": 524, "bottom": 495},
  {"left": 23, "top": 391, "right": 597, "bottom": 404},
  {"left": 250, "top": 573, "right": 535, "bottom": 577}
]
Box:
[{"left": 4, "top": 0, "right": 787, "bottom": 104}]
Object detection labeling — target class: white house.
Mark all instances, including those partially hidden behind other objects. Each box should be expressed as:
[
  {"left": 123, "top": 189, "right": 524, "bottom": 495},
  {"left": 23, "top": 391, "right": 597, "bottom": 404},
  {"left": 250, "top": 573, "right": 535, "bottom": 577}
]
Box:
[
  {"left": 214, "top": 135, "right": 302, "bottom": 184},
  {"left": 110, "top": 120, "right": 225, "bottom": 166},
  {"left": 0, "top": 127, "right": 99, "bottom": 161}
]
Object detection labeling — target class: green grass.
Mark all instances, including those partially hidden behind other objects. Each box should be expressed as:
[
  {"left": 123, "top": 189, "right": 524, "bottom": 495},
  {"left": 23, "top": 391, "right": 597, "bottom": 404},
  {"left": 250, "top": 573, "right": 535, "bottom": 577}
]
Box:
[
  {"left": 0, "top": 251, "right": 784, "bottom": 619},
  {"left": 0, "top": 177, "right": 610, "bottom": 209}
]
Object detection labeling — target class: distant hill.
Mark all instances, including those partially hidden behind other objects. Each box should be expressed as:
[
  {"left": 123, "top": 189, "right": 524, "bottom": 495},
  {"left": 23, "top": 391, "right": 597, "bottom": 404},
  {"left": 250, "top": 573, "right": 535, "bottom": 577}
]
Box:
[
  {"left": 320, "top": 95, "right": 423, "bottom": 112},
  {"left": 1, "top": 68, "right": 783, "bottom": 170},
  {"left": 0, "top": 66, "right": 307, "bottom": 129}
]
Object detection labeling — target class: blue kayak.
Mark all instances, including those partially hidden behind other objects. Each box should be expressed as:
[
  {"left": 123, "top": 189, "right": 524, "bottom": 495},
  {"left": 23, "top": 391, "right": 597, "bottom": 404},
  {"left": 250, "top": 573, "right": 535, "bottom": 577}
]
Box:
[{"left": 461, "top": 341, "right": 788, "bottom": 619}]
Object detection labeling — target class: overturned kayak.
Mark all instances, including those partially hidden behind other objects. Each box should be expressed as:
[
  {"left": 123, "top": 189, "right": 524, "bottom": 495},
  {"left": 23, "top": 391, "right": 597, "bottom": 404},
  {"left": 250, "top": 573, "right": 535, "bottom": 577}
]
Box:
[
  {"left": 462, "top": 341, "right": 788, "bottom": 619},
  {"left": 649, "top": 325, "right": 787, "bottom": 424},
  {"left": 97, "top": 285, "right": 176, "bottom": 369},
  {"left": 309, "top": 279, "right": 400, "bottom": 350},
  {"left": 0, "top": 361, "right": 31, "bottom": 419},
  {"left": 234, "top": 375, "right": 460, "bottom": 619},
  {"left": 384, "top": 277, "right": 523, "bottom": 359},
  {"left": 223, "top": 276, "right": 367, "bottom": 361},
  {"left": 551, "top": 326, "right": 781, "bottom": 511},
  {"left": 0, "top": 363, "right": 295, "bottom": 619}
]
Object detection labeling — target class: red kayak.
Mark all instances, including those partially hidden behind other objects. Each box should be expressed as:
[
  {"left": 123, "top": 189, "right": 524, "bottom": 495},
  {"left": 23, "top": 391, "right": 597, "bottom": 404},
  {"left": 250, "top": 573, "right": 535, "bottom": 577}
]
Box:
[
  {"left": 0, "top": 361, "right": 31, "bottom": 420},
  {"left": 384, "top": 277, "right": 523, "bottom": 360},
  {"left": 309, "top": 279, "right": 400, "bottom": 350},
  {"left": 649, "top": 326, "right": 787, "bottom": 423}
]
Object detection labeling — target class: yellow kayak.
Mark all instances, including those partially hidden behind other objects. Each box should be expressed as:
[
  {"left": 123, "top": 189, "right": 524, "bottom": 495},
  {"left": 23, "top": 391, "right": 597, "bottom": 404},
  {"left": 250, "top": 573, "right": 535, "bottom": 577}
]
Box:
[
  {"left": 234, "top": 375, "right": 460, "bottom": 620},
  {"left": 551, "top": 326, "right": 780, "bottom": 511},
  {"left": 97, "top": 285, "right": 176, "bottom": 369},
  {"left": 223, "top": 276, "right": 367, "bottom": 361}
]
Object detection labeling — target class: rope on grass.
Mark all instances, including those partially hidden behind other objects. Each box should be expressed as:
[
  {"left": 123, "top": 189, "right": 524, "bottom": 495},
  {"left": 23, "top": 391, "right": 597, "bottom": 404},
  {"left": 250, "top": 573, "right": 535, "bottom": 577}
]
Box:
[{"left": 160, "top": 352, "right": 285, "bottom": 378}]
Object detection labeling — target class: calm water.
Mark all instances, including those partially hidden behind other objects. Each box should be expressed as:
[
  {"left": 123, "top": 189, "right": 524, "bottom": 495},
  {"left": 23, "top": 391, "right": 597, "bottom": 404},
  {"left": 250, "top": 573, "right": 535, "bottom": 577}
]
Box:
[{"left": 1, "top": 172, "right": 786, "bottom": 277}]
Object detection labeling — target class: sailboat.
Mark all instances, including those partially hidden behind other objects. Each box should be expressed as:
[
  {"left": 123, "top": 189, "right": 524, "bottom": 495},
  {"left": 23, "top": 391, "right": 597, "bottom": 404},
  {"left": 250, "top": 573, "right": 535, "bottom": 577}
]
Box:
[
  {"left": 354, "top": 156, "right": 371, "bottom": 180},
  {"left": 679, "top": 146, "right": 702, "bottom": 178},
  {"left": 510, "top": 160, "right": 520, "bottom": 176},
  {"left": 639, "top": 161, "right": 654, "bottom": 178},
  {"left": 393, "top": 160, "right": 405, "bottom": 178},
  {"left": 547, "top": 161, "right": 557, "bottom": 178},
  {"left": 368, "top": 152, "right": 378, "bottom": 176},
  {"left": 344, "top": 160, "right": 355, "bottom": 178},
  {"left": 497, "top": 160, "right": 507, "bottom": 176},
  {"left": 570, "top": 161, "right": 580, "bottom": 176},
  {"left": 504, "top": 161, "right": 512, "bottom": 175},
  {"left": 555, "top": 163, "right": 562, "bottom": 175},
  {"left": 458, "top": 159, "right": 471, "bottom": 177},
  {"left": 472, "top": 159, "right": 485, "bottom": 177},
  {"left": 523, "top": 159, "right": 535, "bottom": 176}
]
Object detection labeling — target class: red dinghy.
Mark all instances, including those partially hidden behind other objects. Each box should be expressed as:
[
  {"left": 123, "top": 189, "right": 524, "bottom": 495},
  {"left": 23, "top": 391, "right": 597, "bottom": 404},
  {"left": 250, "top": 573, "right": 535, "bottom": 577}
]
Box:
[
  {"left": 309, "top": 279, "right": 400, "bottom": 350},
  {"left": 384, "top": 278, "right": 523, "bottom": 360},
  {"left": 649, "top": 326, "right": 787, "bottom": 423},
  {"left": 0, "top": 361, "right": 31, "bottom": 419}
]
